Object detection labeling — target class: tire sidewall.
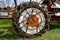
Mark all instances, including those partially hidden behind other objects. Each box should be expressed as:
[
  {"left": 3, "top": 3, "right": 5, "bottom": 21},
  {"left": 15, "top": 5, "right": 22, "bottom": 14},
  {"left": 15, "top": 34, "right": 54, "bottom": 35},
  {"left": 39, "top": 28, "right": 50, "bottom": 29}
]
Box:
[{"left": 13, "top": 2, "right": 48, "bottom": 38}]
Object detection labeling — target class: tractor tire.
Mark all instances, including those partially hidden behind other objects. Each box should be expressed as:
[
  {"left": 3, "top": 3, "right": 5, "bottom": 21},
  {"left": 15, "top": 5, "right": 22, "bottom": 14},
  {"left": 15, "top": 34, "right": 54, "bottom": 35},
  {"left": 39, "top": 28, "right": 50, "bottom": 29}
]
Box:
[{"left": 12, "top": 2, "right": 49, "bottom": 38}]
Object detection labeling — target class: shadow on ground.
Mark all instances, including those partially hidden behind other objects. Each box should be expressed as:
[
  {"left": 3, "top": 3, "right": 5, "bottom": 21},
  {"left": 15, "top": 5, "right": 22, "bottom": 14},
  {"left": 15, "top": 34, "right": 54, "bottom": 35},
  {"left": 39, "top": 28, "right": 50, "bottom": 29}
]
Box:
[
  {"left": 0, "top": 27, "right": 24, "bottom": 39},
  {"left": 50, "top": 25, "right": 60, "bottom": 29}
]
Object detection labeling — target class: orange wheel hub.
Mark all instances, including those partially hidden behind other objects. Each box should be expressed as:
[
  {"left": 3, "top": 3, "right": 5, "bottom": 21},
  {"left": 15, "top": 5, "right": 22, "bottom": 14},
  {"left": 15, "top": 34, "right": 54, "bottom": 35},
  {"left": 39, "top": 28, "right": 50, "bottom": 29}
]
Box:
[{"left": 27, "top": 15, "right": 39, "bottom": 27}]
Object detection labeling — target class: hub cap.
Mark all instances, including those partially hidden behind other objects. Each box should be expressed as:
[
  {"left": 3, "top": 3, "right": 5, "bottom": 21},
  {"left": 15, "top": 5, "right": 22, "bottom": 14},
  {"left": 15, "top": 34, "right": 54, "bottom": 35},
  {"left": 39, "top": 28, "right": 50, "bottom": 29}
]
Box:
[{"left": 27, "top": 15, "right": 39, "bottom": 27}]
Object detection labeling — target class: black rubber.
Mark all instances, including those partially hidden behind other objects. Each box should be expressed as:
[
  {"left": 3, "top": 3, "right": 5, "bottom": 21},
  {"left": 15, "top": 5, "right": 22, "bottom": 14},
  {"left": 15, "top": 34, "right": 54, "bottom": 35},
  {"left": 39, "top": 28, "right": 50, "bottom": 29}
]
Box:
[{"left": 12, "top": 2, "right": 49, "bottom": 38}]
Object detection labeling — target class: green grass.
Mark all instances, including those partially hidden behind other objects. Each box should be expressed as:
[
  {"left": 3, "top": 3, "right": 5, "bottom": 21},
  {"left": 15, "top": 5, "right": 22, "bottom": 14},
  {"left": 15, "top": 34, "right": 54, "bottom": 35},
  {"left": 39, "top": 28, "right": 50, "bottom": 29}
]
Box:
[{"left": 0, "top": 19, "right": 60, "bottom": 40}]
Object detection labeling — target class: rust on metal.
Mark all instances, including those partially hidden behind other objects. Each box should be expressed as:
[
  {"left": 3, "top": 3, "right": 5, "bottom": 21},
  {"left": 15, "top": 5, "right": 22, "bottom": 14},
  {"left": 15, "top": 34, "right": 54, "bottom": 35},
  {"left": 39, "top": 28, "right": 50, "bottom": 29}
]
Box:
[{"left": 27, "top": 15, "right": 39, "bottom": 27}]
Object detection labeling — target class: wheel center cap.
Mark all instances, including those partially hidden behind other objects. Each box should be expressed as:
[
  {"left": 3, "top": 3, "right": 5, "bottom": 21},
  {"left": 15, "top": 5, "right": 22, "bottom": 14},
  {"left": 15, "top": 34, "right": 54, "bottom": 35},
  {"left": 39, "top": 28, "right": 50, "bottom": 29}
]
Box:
[{"left": 27, "top": 15, "right": 39, "bottom": 27}]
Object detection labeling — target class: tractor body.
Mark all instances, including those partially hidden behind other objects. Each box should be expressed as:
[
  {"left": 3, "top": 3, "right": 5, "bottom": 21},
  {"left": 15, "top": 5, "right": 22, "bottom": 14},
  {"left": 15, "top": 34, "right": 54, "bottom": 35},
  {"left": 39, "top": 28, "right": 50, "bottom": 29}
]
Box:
[
  {"left": 42, "top": 0, "right": 60, "bottom": 25},
  {"left": 0, "top": 0, "right": 60, "bottom": 38}
]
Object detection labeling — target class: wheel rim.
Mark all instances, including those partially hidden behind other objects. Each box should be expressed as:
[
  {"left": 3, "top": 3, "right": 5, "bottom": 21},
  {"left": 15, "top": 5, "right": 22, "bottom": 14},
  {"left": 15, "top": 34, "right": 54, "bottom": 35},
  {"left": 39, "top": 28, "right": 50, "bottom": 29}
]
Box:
[{"left": 19, "top": 8, "right": 46, "bottom": 34}]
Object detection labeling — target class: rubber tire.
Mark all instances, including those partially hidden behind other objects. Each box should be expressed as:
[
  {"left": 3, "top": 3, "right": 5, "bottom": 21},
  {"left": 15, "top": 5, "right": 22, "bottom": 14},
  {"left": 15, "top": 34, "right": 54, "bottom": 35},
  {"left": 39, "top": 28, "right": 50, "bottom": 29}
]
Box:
[{"left": 12, "top": 2, "right": 49, "bottom": 38}]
